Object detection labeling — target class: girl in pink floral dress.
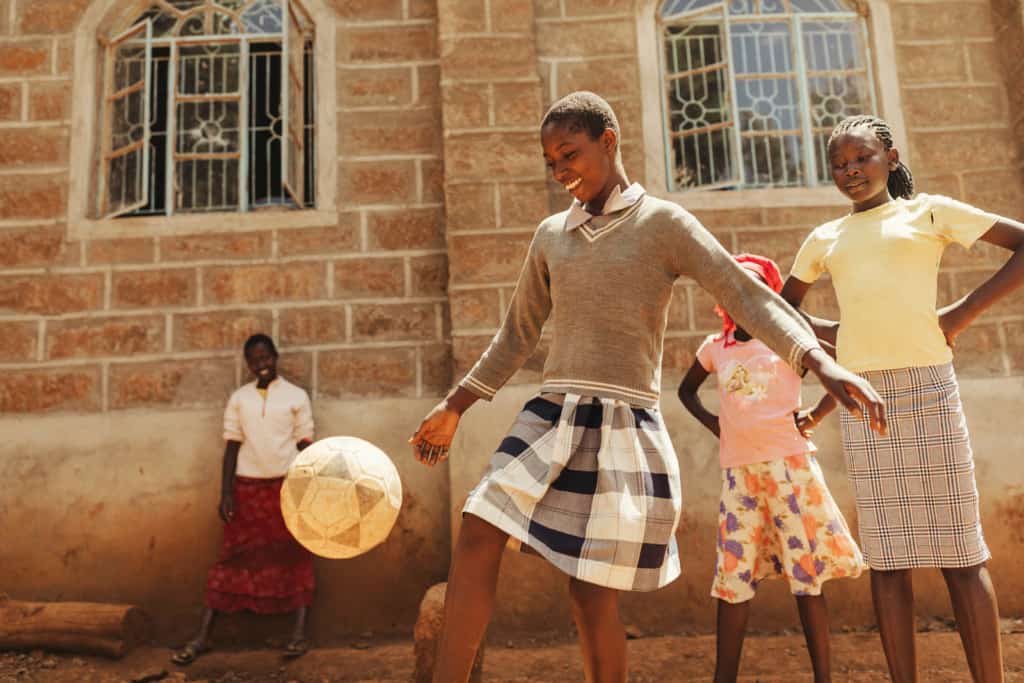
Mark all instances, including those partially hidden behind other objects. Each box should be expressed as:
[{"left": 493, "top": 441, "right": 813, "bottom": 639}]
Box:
[{"left": 678, "top": 254, "right": 865, "bottom": 683}]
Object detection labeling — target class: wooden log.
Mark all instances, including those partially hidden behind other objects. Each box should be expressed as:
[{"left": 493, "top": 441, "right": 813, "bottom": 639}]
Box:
[{"left": 0, "top": 596, "right": 149, "bottom": 658}]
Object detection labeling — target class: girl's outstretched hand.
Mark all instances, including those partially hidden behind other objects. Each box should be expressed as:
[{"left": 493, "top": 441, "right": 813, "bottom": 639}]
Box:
[
  {"left": 803, "top": 348, "right": 887, "bottom": 436},
  {"left": 410, "top": 400, "right": 461, "bottom": 467}
]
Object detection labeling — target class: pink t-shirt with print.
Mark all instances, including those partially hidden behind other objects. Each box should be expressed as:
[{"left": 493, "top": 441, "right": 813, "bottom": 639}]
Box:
[{"left": 696, "top": 332, "right": 815, "bottom": 468}]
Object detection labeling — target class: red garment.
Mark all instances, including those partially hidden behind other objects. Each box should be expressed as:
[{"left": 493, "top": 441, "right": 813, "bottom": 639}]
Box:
[
  {"left": 205, "top": 476, "right": 314, "bottom": 614},
  {"left": 714, "top": 253, "right": 784, "bottom": 347}
]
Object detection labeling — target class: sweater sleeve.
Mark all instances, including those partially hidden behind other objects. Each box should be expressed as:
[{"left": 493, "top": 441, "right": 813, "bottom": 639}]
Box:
[
  {"left": 458, "top": 226, "right": 552, "bottom": 400},
  {"left": 671, "top": 208, "right": 820, "bottom": 373}
]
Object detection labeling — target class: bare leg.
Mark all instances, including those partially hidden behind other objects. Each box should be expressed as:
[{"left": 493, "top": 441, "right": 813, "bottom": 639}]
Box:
[
  {"left": 942, "top": 564, "right": 1004, "bottom": 683},
  {"left": 283, "top": 605, "right": 310, "bottom": 656},
  {"left": 870, "top": 569, "right": 918, "bottom": 683},
  {"left": 567, "top": 578, "right": 626, "bottom": 683},
  {"left": 433, "top": 514, "right": 508, "bottom": 683},
  {"left": 796, "top": 594, "right": 831, "bottom": 683},
  {"left": 171, "top": 607, "right": 216, "bottom": 664},
  {"left": 713, "top": 599, "right": 750, "bottom": 683}
]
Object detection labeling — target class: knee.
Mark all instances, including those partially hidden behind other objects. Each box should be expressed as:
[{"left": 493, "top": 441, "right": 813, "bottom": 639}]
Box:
[
  {"left": 942, "top": 563, "right": 985, "bottom": 587},
  {"left": 455, "top": 515, "right": 507, "bottom": 558},
  {"left": 568, "top": 579, "right": 618, "bottom": 619}
]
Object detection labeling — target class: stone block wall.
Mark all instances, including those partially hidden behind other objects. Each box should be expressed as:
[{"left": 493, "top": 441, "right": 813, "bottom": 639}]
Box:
[{"left": 0, "top": 0, "right": 451, "bottom": 414}]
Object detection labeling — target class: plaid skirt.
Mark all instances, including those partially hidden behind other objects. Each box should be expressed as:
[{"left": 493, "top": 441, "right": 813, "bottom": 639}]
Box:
[
  {"left": 463, "top": 393, "right": 682, "bottom": 591},
  {"left": 840, "top": 363, "right": 990, "bottom": 571},
  {"left": 205, "top": 476, "right": 315, "bottom": 614}
]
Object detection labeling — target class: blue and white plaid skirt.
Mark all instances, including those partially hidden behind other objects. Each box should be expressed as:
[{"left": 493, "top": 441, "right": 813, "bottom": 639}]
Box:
[{"left": 463, "top": 393, "right": 682, "bottom": 591}]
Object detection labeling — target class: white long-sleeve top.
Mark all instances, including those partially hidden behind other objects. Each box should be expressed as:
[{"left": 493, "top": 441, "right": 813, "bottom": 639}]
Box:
[{"left": 222, "top": 376, "right": 315, "bottom": 478}]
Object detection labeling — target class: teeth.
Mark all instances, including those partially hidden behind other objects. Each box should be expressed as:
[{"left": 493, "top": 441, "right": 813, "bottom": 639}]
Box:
[{"left": 565, "top": 178, "right": 582, "bottom": 191}]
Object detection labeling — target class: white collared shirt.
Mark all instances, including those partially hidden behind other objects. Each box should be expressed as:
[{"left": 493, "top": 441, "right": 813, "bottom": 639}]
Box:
[
  {"left": 222, "top": 376, "right": 315, "bottom": 478},
  {"left": 564, "top": 182, "right": 647, "bottom": 231}
]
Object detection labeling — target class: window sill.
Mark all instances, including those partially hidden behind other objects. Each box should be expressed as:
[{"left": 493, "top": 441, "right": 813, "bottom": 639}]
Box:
[
  {"left": 67, "top": 207, "right": 339, "bottom": 241},
  {"left": 662, "top": 186, "right": 848, "bottom": 211}
]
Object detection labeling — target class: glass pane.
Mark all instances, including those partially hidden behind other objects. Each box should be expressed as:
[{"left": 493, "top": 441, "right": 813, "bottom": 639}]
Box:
[
  {"left": 303, "top": 40, "right": 315, "bottom": 207},
  {"left": 179, "top": 12, "right": 206, "bottom": 35},
  {"left": 664, "top": 24, "right": 736, "bottom": 188},
  {"left": 730, "top": 22, "right": 804, "bottom": 186},
  {"left": 758, "top": 0, "right": 787, "bottom": 13},
  {"left": 283, "top": 0, "right": 304, "bottom": 205},
  {"left": 133, "top": 5, "right": 181, "bottom": 37},
  {"left": 167, "top": 0, "right": 205, "bottom": 10},
  {"left": 242, "top": 0, "right": 284, "bottom": 33},
  {"left": 114, "top": 46, "right": 146, "bottom": 91},
  {"left": 803, "top": 19, "right": 871, "bottom": 182},
  {"left": 107, "top": 145, "right": 145, "bottom": 215},
  {"left": 791, "top": 0, "right": 854, "bottom": 12},
  {"left": 249, "top": 43, "right": 284, "bottom": 207},
  {"left": 176, "top": 157, "right": 240, "bottom": 211},
  {"left": 214, "top": 0, "right": 246, "bottom": 9},
  {"left": 111, "top": 91, "right": 147, "bottom": 149},
  {"left": 177, "top": 99, "right": 241, "bottom": 153},
  {"left": 728, "top": 0, "right": 753, "bottom": 14},
  {"left": 212, "top": 11, "right": 241, "bottom": 34},
  {"left": 662, "top": 0, "right": 720, "bottom": 18},
  {"left": 178, "top": 43, "right": 241, "bottom": 94}
]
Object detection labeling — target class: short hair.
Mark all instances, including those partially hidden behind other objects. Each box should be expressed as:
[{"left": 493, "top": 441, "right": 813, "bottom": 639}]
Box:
[
  {"left": 828, "top": 115, "right": 914, "bottom": 200},
  {"left": 243, "top": 333, "right": 277, "bottom": 357},
  {"left": 541, "top": 91, "right": 620, "bottom": 141}
]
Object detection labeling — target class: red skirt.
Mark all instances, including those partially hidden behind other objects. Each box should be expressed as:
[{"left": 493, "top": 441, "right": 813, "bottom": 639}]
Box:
[{"left": 205, "top": 476, "right": 315, "bottom": 614}]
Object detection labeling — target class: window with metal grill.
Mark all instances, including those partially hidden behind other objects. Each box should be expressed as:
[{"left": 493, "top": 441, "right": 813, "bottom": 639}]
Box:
[
  {"left": 659, "top": 0, "right": 875, "bottom": 191},
  {"left": 100, "top": 0, "right": 315, "bottom": 218}
]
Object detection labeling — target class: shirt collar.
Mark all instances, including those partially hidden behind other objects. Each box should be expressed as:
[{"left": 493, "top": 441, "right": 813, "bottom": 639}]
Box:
[{"left": 564, "top": 182, "right": 646, "bottom": 231}]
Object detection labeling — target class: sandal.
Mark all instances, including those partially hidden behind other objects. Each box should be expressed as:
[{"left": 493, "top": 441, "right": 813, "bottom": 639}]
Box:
[
  {"left": 282, "top": 637, "right": 310, "bottom": 659},
  {"left": 170, "top": 640, "right": 210, "bottom": 666}
]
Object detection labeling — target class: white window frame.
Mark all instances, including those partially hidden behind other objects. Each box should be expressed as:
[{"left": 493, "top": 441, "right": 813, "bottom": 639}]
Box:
[
  {"left": 636, "top": 0, "right": 908, "bottom": 210},
  {"left": 68, "top": 0, "right": 337, "bottom": 240}
]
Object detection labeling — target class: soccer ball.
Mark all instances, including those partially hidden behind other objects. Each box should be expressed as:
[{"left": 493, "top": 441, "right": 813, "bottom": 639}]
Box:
[{"left": 280, "top": 436, "right": 403, "bottom": 559}]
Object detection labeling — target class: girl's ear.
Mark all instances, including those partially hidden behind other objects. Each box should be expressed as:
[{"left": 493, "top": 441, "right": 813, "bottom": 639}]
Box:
[
  {"left": 887, "top": 147, "right": 900, "bottom": 171},
  {"left": 601, "top": 128, "right": 618, "bottom": 156}
]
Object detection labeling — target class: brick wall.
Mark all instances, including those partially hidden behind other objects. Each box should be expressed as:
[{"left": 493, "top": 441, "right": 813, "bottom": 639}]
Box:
[
  {"left": 0, "top": 0, "right": 451, "bottom": 414},
  {"left": 0, "top": 0, "right": 1021, "bottom": 418}
]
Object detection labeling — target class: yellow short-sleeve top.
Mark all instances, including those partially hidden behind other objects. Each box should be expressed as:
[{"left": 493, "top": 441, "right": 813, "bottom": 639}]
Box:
[{"left": 790, "top": 193, "right": 999, "bottom": 373}]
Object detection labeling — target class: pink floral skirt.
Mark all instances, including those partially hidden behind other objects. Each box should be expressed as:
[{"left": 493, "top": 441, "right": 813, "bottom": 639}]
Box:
[{"left": 712, "top": 453, "right": 865, "bottom": 604}]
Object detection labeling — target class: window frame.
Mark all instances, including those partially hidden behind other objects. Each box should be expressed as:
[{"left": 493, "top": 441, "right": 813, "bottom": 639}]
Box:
[
  {"left": 635, "top": 0, "right": 908, "bottom": 210},
  {"left": 68, "top": 0, "right": 337, "bottom": 240}
]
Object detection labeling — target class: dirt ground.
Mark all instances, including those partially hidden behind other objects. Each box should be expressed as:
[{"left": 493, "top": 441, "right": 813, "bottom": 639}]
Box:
[{"left": 3, "top": 624, "right": 1024, "bottom": 683}]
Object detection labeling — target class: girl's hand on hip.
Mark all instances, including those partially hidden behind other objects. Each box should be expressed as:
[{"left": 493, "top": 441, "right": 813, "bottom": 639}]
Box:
[
  {"left": 803, "top": 348, "right": 887, "bottom": 436},
  {"left": 794, "top": 409, "right": 817, "bottom": 438},
  {"left": 410, "top": 400, "right": 461, "bottom": 467},
  {"left": 938, "top": 304, "right": 970, "bottom": 348}
]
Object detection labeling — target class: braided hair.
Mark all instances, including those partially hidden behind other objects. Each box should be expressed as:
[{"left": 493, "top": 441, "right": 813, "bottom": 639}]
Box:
[{"left": 828, "top": 115, "right": 914, "bottom": 199}]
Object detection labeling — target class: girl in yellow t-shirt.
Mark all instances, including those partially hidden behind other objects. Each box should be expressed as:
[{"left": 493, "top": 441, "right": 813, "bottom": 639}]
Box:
[{"left": 782, "top": 114, "right": 1024, "bottom": 682}]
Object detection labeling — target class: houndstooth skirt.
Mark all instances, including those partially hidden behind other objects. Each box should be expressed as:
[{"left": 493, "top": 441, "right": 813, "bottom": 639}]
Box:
[
  {"left": 839, "top": 363, "right": 990, "bottom": 571},
  {"left": 463, "top": 393, "right": 682, "bottom": 591}
]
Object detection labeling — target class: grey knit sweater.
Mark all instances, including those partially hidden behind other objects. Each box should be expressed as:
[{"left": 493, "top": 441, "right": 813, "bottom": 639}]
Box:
[{"left": 459, "top": 192, "right": 819, "bottom": 408}]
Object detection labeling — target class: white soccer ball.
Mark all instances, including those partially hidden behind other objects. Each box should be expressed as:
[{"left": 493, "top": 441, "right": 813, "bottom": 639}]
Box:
[{"left": 281, "top": 436, "right": 403, "bottom": 559}]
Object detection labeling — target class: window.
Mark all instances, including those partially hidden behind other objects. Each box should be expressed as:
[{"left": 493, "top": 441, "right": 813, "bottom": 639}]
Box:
[
  {"left": 659, "top": 0, "right": 875, "bottom": 191},
  {"left": 99, "top": 0, "right": 315, "bottom": 219}
]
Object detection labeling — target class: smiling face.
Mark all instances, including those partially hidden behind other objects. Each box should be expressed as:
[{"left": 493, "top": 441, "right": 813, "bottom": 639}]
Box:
[
  {"left": 540, "top": 121, "right": 624, "bottom": 214},
  {"left": 245, "top": 342, "right": 278, "bottom": 385},
  {"left": 828, "top": 127, "right": 899, "bottom": 211}
]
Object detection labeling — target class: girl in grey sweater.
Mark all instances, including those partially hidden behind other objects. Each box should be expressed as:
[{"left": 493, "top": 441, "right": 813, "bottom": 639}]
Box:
[{"left": 410, "top": 91, "right": 886, "bottom": 683}]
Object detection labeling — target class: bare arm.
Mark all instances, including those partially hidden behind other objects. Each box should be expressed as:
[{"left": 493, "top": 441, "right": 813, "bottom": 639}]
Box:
[
  {"left": 939, "top": 219, "right": 1024, "bottom": 345},
  {"left": 219, "top": 440, "right": 241, "bottom": 522},
  {"left": 795, "top": 393, "right": 837, "bottom": 438},
  {"left": 780, "top": 276, "right": 838, "bottom": 347},
  {"left": 677, "top": 360, "right": 719, "bottom": 438}
]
